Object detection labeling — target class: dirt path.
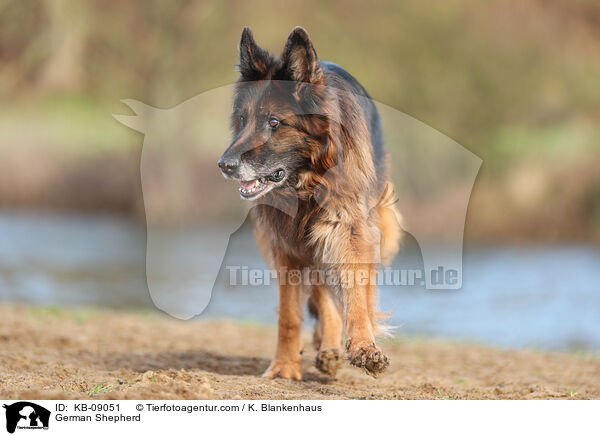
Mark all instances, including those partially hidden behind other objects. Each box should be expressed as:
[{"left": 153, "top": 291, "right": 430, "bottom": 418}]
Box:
[{"left": 0, "top": 304, "right": 598, "bottom": 400}]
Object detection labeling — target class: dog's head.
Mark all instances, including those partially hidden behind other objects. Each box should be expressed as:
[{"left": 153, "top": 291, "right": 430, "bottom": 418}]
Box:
[{"left": 218, "top": 27, "right": 333, "bottom": 200}]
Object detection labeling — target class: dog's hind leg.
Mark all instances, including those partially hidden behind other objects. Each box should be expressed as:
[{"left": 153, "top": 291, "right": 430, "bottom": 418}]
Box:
[
  {"left": 308, "top": 285, "right": 343, "bottom": 377},
  {"left": 373, "top": 182, "right": 402, "bottom": 266},
  {"left": 366, "top": 182, "right": 401, "bottom": 336},
  {"left": 307, "top": 290, "right": 322, "bottom": 350}
]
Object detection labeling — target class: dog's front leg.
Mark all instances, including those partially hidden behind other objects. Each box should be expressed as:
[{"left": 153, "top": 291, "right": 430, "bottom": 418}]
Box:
[
  {"left": 262, "top": 277, "right": 303, "bottom": 380},
  {"left": 321, "top": 220, "right": 389, "bottom": 377},
  {"left": 342, "top": 263, "right": 389, "bottom": 377}
]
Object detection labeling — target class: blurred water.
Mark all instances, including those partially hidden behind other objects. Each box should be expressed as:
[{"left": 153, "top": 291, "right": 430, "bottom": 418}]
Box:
[{"left": 0, "top": 211, "right": 599, "bottom": 352}]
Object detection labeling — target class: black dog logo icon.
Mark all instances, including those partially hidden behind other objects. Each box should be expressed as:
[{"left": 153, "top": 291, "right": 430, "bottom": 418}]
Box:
[{"left": 3, "top": 402, "right": 50, "bottom": 433}]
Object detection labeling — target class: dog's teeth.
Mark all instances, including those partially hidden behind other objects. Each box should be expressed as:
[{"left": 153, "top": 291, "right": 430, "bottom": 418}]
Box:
[{"left": 239, "top": 177, "right": 271, "bottom": 197}]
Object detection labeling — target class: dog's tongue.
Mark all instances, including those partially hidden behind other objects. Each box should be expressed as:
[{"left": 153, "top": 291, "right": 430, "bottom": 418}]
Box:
[{"left": 240, "top": 179, "right": 258, "bottom": 189}]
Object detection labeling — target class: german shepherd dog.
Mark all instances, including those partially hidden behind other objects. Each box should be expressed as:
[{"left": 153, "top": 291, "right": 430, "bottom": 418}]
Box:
[{"left": 218, "top": 27, "right": 401, "bottom": 380}]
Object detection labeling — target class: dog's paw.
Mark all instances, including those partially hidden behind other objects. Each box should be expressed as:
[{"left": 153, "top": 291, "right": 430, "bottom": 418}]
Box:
[
  {"left": 346, "top": 341, "right": 389, "bottom": 377},
  {"left": 315, "top": 347, "right": 342, "bottom": 377},
  {"left": 262, "top": 360, "right": 303, "bottom": 381}
]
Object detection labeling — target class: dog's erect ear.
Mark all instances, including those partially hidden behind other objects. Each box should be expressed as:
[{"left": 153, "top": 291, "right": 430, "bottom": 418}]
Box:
[
  {"left": 238, "top": 27, "right": 270, "bottom": 80},
  {"left": 280, "top": 27, "right": 324, "bottom": 84}
]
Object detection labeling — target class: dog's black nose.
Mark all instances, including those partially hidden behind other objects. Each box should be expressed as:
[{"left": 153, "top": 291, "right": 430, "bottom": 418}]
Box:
[{"left": 218, "top": 157, "right": 239, "bottom": 175}]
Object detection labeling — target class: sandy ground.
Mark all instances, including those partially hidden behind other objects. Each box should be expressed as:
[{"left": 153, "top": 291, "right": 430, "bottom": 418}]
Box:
[{"left": 0, "top": 304, "right": 598, "bottom": 400}]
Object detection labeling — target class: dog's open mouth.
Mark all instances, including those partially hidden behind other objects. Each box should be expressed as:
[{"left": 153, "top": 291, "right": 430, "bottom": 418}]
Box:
[
  {"left": 239, "top": 169, "right": 286, "bottom": 200},
  {"left": 239, "top": 177, "right": 270, "bottom": 198}
]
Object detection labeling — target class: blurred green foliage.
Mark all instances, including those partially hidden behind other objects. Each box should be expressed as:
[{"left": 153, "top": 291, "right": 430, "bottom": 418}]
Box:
[
  {"left": 0, "top": 0, "right": 599, "bottom": 238},
  {"left": 1, "top": 0, "right": 599, "bottom": 158}
]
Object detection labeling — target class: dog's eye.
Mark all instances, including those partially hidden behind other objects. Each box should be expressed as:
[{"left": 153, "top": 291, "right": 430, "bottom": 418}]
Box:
[
  {"left": 239, "top": 115, "right": 245, "bottom": 124},
  {"left": 268, "top": 117, "right": 280, "bottom": 129}
]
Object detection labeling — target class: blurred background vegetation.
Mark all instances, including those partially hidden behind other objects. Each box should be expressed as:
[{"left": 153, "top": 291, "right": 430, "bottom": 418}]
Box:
[{"left": 1, "top": 0, "right": 599, "bottom": 241}]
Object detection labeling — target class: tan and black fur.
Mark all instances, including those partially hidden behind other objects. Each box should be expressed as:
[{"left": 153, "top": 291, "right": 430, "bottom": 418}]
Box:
[{"left": 218, "top": 27, "right": 401, "bottom": 379}]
